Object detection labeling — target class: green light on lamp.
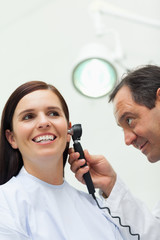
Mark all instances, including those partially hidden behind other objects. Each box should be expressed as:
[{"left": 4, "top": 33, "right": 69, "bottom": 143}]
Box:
[{"left": 72, "top": 58, "right": 117, "bottom": 98}]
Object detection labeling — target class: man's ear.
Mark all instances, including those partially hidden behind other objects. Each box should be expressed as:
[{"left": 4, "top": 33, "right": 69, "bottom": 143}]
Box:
[
  {"left": 156, "top": 88, "right": 160, "bottom": 100},
  {"left": 155, "top": 88, "right": 160, "bottom": 108},
  {"left": 5, "top": 129, "right": 18, "bottom": 149}
]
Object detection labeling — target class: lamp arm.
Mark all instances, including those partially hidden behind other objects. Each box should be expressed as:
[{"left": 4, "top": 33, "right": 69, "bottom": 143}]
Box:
[{"left": 90, "top": 0, "right": 160, "bottom": 29}]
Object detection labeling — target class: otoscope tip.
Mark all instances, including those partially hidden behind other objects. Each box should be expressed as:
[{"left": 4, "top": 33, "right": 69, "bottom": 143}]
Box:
[{"left": 67, "top": 129, "right": 73, "bottom": 135}]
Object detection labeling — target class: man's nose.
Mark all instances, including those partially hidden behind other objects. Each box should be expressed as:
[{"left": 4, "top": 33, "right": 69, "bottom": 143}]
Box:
[{"left": 124, "top": 129, "right": 137, "bottom": 146}]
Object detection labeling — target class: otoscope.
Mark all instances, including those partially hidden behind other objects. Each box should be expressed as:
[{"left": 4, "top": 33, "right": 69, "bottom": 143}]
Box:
[{"left": 68, "top": 124, "right": 95, "bottom": 196}]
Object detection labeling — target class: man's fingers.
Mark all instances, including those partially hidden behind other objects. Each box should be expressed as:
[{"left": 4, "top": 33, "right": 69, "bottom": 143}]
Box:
[
  {"left": 75, "top": 166, "right": 89, "bottom": 184},
  {"left": 68, "top": 151, "right": 80, "bottom": 165},
  {"left": 68, "top": 147, "right": 74, "bottom": 154},
  {"left": 70, "top": 159, "right": 86, "bottom": 173}
]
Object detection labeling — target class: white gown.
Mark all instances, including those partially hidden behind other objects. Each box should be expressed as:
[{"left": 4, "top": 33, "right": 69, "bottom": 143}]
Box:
[{"left": 0, "top": 167, "right": 124, "bottom": 240}]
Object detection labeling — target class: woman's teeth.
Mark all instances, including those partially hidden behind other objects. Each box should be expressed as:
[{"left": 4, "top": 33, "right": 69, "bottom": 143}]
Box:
[{"left": 33, "top": 135, "right": 55, "bottom": 143}]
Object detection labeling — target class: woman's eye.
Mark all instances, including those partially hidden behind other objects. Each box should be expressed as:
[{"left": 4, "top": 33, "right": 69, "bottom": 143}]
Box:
[
  {"left": 49, "top": 111, "right": 59, "bottom": 117},
  {"left": 23, "top": 114, "right": 33, "bottom": 120}
]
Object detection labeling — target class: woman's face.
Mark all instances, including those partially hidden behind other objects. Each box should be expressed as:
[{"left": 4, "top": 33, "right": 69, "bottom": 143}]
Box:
[{"left": 6, "top": 89, "right": 70, "bottom": 170}]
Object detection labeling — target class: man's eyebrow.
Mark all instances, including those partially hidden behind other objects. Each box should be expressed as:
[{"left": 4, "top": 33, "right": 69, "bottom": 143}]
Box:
[{"left": 118, "top": 112, "right": 132, "bottom": 125}]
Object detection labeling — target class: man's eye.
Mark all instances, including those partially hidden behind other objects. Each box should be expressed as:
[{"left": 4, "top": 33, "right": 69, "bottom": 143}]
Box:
[{"left": 126, "top": 118, "right": 132, "bottom": 126}]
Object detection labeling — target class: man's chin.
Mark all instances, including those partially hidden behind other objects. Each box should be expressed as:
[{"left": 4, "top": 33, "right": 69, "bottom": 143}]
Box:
[{"left": 147, "top": 154, "right": 160, "bottom": 163}]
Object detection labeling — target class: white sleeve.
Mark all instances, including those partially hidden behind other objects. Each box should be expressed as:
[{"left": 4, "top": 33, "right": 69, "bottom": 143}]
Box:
[
  {"left": 0, "top": 190, "right": 31, "bottom": 240},
  {"left": 0, "top": 229, "right": 30, "bottom": 240},
  {"left": 0, "top": 212, "right": 31, "bottom": 240},
  {"left": 99, "top": 175, "right": 160, "bottom": 240}
]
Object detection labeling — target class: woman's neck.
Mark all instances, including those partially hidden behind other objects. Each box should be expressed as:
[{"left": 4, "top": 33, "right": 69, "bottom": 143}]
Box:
[{"left": 23, "top": 158, "right": 64, "bottom": 185}]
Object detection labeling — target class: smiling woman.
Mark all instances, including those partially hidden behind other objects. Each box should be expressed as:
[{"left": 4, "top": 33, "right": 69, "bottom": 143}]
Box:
[
  {"left": 0, "top": 81, "right": 70, "bottom": 184},
  {"left": 0, "top": 81, "right": 124, "bottom": 240},
  {"left": 5, "top": 89, "right": 70, "bottom": 184}
]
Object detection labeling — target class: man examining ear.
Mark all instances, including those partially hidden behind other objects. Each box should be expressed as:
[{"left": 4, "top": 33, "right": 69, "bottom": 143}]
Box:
[{"left": 69, "top": 65, "right": 160, "bottom": 239}]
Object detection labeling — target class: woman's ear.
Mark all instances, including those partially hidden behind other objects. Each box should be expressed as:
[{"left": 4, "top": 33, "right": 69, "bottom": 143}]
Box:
[
  {"left": 67, "top": 121, "right": 72, "bottom": 142},
  {"left": 67, "top": 134, "right": 71, "bottom": 142},
  {"left": 5, "top": 129, "right": 18, "bottom": 149},
  {"left": 68, "top": 122, "right": 72, "bottom": 129}
]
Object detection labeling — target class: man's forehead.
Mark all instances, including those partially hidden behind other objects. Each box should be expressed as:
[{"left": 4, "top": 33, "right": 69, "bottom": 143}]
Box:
[
  {"left": 114, "top": 86, "right": 132, "bottom": 101},
  {"left": 113, "top": 100, "right": 126, "bottom": 125},
  {"left": 113, "top": 86, "right": 134, "bottom": 123},
  {"left": 113, "top": 86, "right": 132, "bottom": 109}
]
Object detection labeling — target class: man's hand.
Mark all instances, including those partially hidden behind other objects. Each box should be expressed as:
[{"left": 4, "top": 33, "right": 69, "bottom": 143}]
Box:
[{"left": 68, "top": 148, "right": 117, "bottom": 197}]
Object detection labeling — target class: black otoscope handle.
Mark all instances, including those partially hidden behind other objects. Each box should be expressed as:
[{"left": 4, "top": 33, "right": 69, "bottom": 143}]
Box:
[{"left": 73, "top": 140, "right": 95, "bottom": 195}]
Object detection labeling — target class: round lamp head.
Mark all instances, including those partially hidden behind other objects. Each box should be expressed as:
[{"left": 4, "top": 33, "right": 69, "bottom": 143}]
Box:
[{"left": 72, "top": 57, "right": 117, "bottom": 98}]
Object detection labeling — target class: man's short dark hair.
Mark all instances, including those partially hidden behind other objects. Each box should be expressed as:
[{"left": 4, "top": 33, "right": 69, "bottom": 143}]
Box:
[{"left": 109, "top": 65, "right": 160, "bottom": 109}]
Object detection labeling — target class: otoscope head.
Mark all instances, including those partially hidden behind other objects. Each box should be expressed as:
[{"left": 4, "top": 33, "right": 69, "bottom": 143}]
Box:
[{"left": 67, "top": 124, "right": 82, "bottom": 141}]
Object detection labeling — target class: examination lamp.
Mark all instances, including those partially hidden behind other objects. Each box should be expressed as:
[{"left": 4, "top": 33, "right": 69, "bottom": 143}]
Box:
[{"left": 72, "top": 42, "right": 118, "bottom": 99}]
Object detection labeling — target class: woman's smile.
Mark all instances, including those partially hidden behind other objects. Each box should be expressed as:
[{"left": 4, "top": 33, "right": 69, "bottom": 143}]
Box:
[{"left": 32, "top": 133, "right": 57, "bottom": 144}]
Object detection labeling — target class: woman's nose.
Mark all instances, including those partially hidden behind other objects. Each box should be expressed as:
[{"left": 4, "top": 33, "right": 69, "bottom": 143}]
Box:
[
  {"left": 37, "top": 114, "right": 51, "bottom": 129},
  {"left": 124, "top": 129, "right": 137, "bottom": 146}
]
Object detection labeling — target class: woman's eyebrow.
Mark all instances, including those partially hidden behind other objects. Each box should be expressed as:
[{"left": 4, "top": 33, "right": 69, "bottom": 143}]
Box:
[
  {"left": 47, "top": 106, "right": 62, "bottom": 111},
  {"left": 18, "top": 106, "right": 62, "bottom": 117},
  {"left": 18, "top": 109, "right": 34, "bottom": 117}
]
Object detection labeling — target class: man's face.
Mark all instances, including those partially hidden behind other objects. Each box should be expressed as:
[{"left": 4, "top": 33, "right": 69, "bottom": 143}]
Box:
[{"left": 113, "top": 86, "right": 160, "bottom": 162}]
